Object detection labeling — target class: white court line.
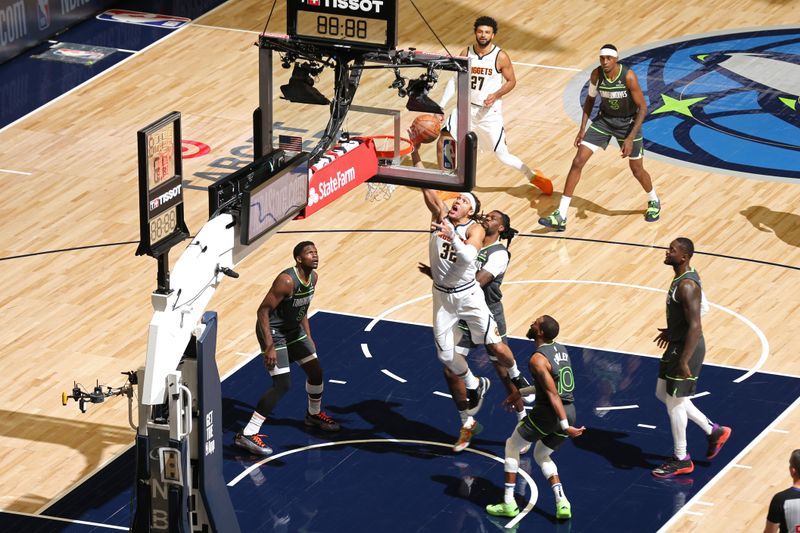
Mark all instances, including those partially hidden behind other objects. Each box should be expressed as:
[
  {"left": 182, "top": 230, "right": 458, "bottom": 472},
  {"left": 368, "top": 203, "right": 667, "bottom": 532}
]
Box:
[
  {"left": 595, "top": 404, "right": 639, "bottom": 411},
  {"left": 360, "top": 343, "right": 373, "bottom": 358},
  {"left": 433, "top": 391, "right": 452, "bottom": 398},
  {"left": 690, "top": 391, "right": 710, "bottom": 399},
  {"left": 656, "top": 393, "right": 800, "bottom": 533},
  {"left": 329, "top": 379, "right": 347, "bottom": 384},
  {"left": 514, "top": 61, "right": 581, "bottom": 72},
  {"left": 381, "top": 369, "right": 407, "bottom": 383},
  {"left": 638, "top": 424, "right": 657, "bottom": 429},
  {"left": 684, "top": 511, "right": 704, "bottom": 516},
  {"left": 694, "top": 500, "right": 715, "bottom": 507},
  {"left": 0, "top": 510, "right": 127, "bottom": 530},
  {"left": 227, "top": 438, "right": 539, "bottom": 529},
  {"left": 360, "top": 279, "right": 771, "bottom": 382},
  {"left": 771, "top": 428, "right": 789, "bottom": 434},
  {"left": 192, "top": 23, "right": 260, "bottom": 34},
  {"left": 235, "top": 350, "right": 259, "bottom": 357},
  {"left": 732, "top": 464, "right": 752, "bottom": 469},
  {"left": 0, "top": 168, "right": 32, "bottom": 175},
  {"left": 117, "top": 48, "right": 137, "bottom": 54}
]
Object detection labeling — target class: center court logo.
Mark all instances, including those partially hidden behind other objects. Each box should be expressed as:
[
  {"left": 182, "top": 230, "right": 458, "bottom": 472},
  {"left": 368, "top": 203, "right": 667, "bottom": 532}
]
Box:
[{"left": 565, "top": 27, "right": 800, "bottom": 181}]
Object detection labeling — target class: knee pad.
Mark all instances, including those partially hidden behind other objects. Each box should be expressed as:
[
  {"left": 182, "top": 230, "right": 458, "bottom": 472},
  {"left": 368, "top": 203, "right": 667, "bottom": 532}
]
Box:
[
  {"left": 306, "top": 381, "right": 323, "bottom": 396},
  {"left": 505, "top": 430, "right": 528, "bottom": 464},
  {"left": 533, "top": 441, "right": 558, "bottom": 479}
]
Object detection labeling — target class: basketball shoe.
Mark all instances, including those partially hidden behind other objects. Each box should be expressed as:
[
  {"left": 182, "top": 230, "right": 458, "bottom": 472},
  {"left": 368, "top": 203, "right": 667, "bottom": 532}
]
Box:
[
  {"left": 645, "top": 200, "right": 661, "bottom": 222},
  {"left": 453, "top": 420, "right": 483, "bottom": 452},
  {"left": 486, "top": 502, "right": 520, "bottom": 518},
  {"left": 706, "top": 424, "right": 732, "bottom": 459},
  {"left": 530, "top": 169, "right": 553, "bottom": 195},
  {"left": 511, "top": 375, "right": 535, "bottom": 404},
  {"left": 234, "top": 433, "right": 273, "bottom": 456},
  {"left": 466, "top": 377, "right": 491, "bottom": 416},
  {"left": 304, "top": 411, "right": 341, "bottom": 432},
  {"left": 538, "top": 210, "right": 567, "bottom": 231},
  {"left": 652, "top": 455, "right": 694, "bottom": 478}
]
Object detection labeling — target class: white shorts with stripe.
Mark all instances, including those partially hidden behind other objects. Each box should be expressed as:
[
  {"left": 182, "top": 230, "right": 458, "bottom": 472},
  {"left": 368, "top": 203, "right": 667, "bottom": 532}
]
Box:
[
  {"left": 432, "top": 282, "right": 502, "bottom": 352},
  {"left": 445, "top": 104, "right": 506, "bottom": 153}
]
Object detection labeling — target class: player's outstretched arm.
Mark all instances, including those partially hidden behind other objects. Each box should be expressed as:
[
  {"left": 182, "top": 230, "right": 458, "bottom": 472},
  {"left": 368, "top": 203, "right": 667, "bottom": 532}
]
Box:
[{"left": 421, "top": 188, "right": 447, "bottom": 222}]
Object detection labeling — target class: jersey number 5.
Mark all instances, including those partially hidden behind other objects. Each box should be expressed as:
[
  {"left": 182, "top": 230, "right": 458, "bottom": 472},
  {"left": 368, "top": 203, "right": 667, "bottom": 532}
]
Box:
[{"left": 440, "top": 242, "right": 457, "bottom": 262}]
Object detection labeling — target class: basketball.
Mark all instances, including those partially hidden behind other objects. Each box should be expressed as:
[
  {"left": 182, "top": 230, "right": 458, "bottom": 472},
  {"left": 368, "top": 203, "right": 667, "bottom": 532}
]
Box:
[{"left": 408, "top": 114, "right": 441, "bottom": 144}]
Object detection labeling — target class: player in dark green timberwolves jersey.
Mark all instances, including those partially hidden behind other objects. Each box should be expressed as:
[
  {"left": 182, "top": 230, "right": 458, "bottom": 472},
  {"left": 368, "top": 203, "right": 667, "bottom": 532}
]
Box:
[
  {"left": 651, "top": 238, "right": 731, "bottom": 478},
  {"left": 487, "top": 315, "right": 585, "bottom": 522},
  {"left": 235, "top": 242, "right": 340, "bottom": 456},
  {"left": 540, "top": 43, "right": 661, "bottom": 232}
]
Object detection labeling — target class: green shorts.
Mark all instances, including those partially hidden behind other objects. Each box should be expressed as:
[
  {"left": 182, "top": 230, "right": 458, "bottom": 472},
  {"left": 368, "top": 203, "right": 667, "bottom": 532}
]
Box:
[
  {"left": 658, "top": 337, "right": 705, "bottom": 397},
  {"left": 516, "top": 402, "right": 577, "bottom": 450}
]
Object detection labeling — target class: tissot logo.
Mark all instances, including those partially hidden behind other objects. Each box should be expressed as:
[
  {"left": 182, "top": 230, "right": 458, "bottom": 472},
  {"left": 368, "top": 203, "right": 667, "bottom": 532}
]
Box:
[
  {"left": 566, "top": 27, "right": 800, "bottom": 182},
  {"left": 320, "top": 0, "right": 384, "bottom": 14}
]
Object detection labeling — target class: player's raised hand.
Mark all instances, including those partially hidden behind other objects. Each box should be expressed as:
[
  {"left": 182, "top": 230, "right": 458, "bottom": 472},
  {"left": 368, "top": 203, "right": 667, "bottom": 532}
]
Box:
[{"left": 567, "top": 425, "right": 586, "bottom": 438}]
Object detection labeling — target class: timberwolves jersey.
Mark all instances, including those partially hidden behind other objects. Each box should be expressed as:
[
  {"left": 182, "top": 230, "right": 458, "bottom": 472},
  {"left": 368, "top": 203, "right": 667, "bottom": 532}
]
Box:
[
  {"left": 536, "top": 342, "right": 575, "bottom": 405},
  {"left": 468, "top": 45, "right": 504, "bottom": 110},
  {"left": 665, "top": 268, "right": 705, "bottom": 342},
  {"left": 429, "top": 220, "right": 478, "bottom": 289},
  {"left": 477, "top": 242, "right": 508, "bottom": 306},
  {"left": 597, "top": 64, "right": 636, "bottom": 118},
  {"left": 269, "top": 267, "right": 316, "bottom": 330}
]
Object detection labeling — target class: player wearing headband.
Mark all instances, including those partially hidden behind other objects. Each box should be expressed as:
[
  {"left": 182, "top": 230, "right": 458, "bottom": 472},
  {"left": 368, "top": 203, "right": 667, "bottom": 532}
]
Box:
[
  {"left": 422, "top": 189, "right": 524, "bottom": 450},
  {"left": 539, "top": 43, "right": 661, "bottom": 232}
]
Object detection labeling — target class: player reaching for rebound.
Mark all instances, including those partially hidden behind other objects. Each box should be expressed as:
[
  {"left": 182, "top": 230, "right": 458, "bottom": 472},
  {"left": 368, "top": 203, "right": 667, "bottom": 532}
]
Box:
[
  {"left": 419, "top": 210, "right": 533, "bottom": 452},
  {"left": 436, "top": 16, "right": 552, "bottom": 194},
  {"left": 421, "top": 189, "right": 523, "bottom": 447},
  {"left": 235, "top": 242, "right": 340, "bottom": 456},
  {"left": 487, "top": 315, "right": 585, "bottom": 521}
]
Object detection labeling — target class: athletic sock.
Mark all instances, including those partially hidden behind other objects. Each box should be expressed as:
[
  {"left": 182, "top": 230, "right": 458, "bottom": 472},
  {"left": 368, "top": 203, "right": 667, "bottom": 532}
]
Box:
[
  {"left": 508, "top": 362, "right": 520, "bottom": 379},
  {"left": 504, "top": 483, "right": 516, "bottom": 505},
  {"left": 647, "top": 189, "right": 659, "bottom": 202},
  {"left": 558, "top": 196, "right": 572, "bottom": 217},
  {"left": 244, "top": 412, "right": 266, "bottom": 436},
  {"left": 462, "top": 371, "right": 479, "bottom": 390},
  {"left": 552, "top": 482, "right": 565, "bottom": 502},
  {"left": 308, "top": 397, "right": 321, "bottom": 415}
]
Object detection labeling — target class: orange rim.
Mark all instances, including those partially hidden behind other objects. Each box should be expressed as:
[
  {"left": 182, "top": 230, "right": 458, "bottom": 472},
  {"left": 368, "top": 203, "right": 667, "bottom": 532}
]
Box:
[{"left": 366, "top": 135, "right": 414, "bottom": 159}]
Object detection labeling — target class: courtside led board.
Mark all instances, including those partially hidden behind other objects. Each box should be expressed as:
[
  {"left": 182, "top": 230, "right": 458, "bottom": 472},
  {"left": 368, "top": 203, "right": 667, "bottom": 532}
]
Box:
[{"left": 286, "top": 0, "right": 398, "bottom": 50}]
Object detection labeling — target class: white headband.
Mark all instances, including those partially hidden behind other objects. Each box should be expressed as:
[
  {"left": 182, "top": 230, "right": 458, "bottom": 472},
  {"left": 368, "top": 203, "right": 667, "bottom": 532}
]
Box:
[
  {"left": 461, "top": 192, "right": 477, "bottom": 214},
  {"left": 599, "top": 47, "right": 618, "bottom": 58}
]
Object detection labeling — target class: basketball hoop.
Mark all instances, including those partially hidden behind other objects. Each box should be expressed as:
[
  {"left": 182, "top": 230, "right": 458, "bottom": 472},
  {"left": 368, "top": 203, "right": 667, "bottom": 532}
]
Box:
[{"left": 362, "top": 135, "right": 413, "bottom": 201}]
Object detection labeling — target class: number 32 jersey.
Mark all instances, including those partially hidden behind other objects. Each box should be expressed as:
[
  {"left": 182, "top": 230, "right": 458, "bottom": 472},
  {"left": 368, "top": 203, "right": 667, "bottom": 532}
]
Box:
[{"left": 429, "top": 220, "right": 478, "bottom": 289}]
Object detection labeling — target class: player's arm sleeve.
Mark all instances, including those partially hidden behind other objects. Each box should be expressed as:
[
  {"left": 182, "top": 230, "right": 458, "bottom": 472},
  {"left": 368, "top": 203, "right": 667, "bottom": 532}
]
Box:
[
  {"left": 481, "top": 250, "right": 509, "bottom": 278},
  {"left": 438, "top": 76, "right": 457, "bottom": 109},
  {"left": 449, "top": 231, "right": 478, "bottom": 263},
  {"left": 587, "top": 80, "right": 598, "bottom": 97}
]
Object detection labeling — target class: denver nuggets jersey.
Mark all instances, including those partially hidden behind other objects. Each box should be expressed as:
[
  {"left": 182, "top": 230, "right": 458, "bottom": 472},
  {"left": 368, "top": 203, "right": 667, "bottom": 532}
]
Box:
[
  {"left": 468, "top": 45, "right": 504, "bottom": 110},
  {"left": 429, "top": 220, "right": 478, "bottom": 289},
  {"left": 269, "top": 267, "right": 316, "bottom": 330}
]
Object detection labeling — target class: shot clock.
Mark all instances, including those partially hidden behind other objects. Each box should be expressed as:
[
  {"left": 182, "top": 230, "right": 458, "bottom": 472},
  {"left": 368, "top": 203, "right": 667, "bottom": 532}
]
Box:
[
  {"left": 136, "top": 112, "right": 190, "bottom": 258},
  {"left": 286, "top": 0, "right": 397, "bottom": 50}
]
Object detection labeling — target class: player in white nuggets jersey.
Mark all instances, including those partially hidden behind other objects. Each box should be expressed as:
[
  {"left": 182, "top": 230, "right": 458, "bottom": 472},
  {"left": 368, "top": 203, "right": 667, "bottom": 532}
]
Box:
[
  {"left": 422, "top": 188, "right": 523, "bottom": 449},
  {"left": 438, "top": 16, "right": 552, "bottom": 195}
]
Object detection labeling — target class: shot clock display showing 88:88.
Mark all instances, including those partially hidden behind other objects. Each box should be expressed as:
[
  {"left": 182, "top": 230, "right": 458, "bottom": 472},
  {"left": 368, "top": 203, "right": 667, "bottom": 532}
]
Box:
[{"left": 287, "top": 0, "right": 397, "bottom": 50}]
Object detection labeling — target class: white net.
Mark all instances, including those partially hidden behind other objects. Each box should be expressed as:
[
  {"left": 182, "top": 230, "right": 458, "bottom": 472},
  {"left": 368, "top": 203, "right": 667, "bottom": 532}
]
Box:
[{"left": 365, "top": 182, "right": 397, "bottom": 202}]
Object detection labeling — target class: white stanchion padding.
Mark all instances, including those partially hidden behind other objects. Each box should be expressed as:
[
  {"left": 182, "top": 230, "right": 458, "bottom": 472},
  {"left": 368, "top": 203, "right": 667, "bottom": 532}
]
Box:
[{"left": 141, "top": 214, "right": 235, "bottom": 405}]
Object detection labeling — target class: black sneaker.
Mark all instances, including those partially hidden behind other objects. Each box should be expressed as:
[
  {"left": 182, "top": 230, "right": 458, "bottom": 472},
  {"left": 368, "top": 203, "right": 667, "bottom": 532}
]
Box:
[
  {"left": 466, "top": 377, "right": 491, "bottom": 416},
  {"left": 511, "top": 375, "right": 535, "bottom": 404},
  {"left": 234, "top": 433, "right": 273, "bottom": 456},
  {"left": 651, "top": 455, "right": 694, "bottom": 478},
  {"left": 706, "top": 424, "right": 732, "bottom": 459},
  {"left": 305, "top": 411, "right": 341, "bottom": 432}
]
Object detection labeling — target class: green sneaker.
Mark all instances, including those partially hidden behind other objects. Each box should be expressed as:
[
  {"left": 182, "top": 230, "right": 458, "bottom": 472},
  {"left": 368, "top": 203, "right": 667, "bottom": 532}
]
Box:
[
  {"left": 645, "top": 200, "right": 661, "bottom": 222},
  {"left": 556, "top": 498, "right": 572, "bottom": 519},
  {"left": 538, "top": 210, "right": 567, "bottom": 231},
  {"left": 486, "top": 502, "right": 520, "bottom": 518}
]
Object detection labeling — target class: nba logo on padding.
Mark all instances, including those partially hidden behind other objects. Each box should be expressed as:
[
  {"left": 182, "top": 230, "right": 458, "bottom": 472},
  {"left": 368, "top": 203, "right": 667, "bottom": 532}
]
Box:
[
  {"left": 442, "top": 138, "right": 456, "bottom": 169},
  {"left": 37, "top": 0, "right": 50, "bottom": 30},
  {"left": 307, "top": 0, "right": 320, "bottom": 5}
]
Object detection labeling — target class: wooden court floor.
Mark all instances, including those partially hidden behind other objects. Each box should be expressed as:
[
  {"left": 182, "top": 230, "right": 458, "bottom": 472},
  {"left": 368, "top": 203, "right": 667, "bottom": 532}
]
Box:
[{"left": 0, "top": 0, "right": 798, "bottom": 531}]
